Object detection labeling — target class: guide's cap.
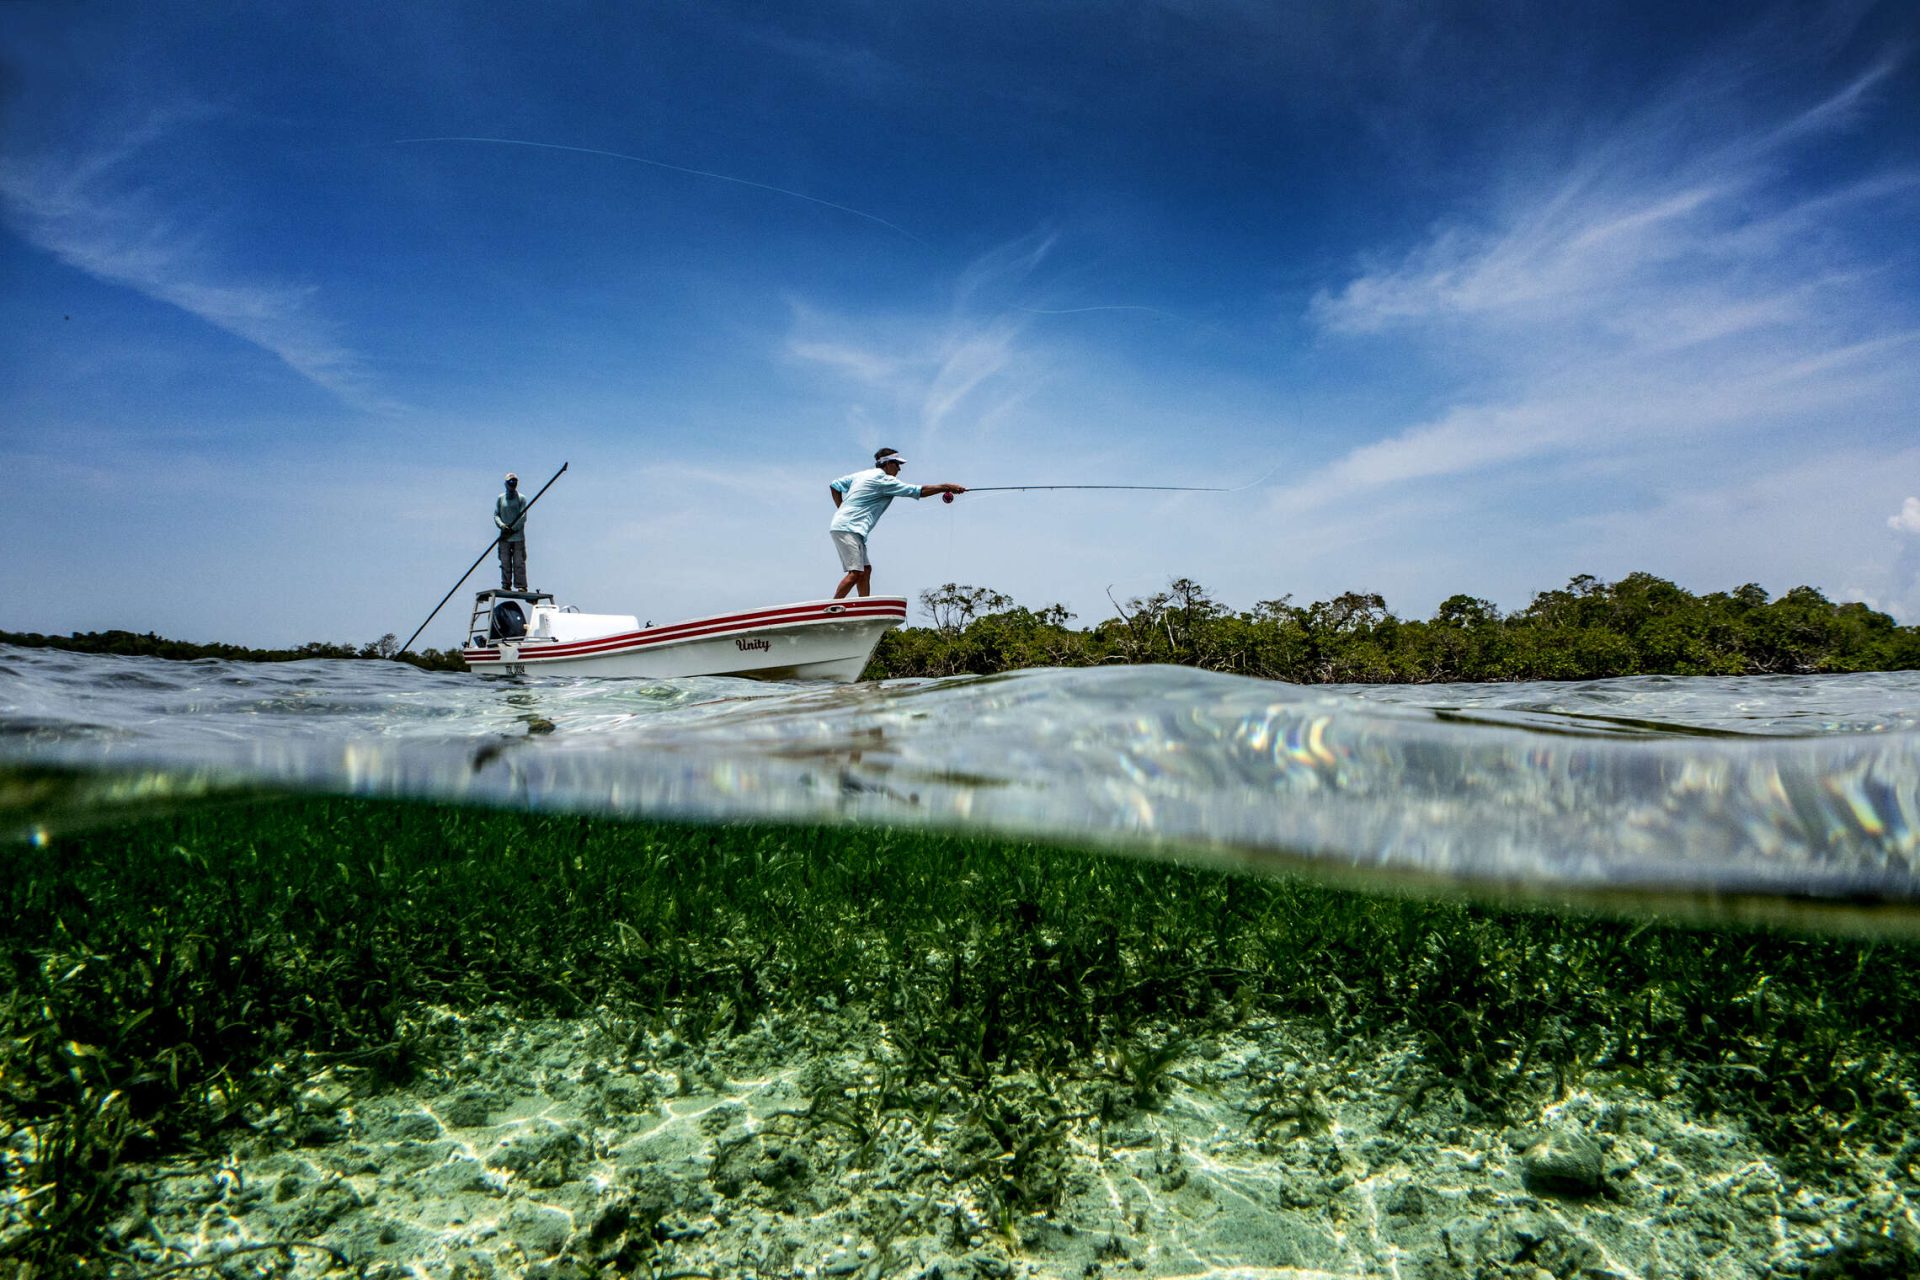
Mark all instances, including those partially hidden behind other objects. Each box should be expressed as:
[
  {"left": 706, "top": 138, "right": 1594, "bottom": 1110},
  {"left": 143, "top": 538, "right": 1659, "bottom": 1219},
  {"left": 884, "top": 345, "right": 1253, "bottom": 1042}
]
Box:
[
  {"left": 505, "top": 472, "right": 519, "bottom": 482},
  {"left": 877, "top": 453, "right": 907, "bottom": 466}
]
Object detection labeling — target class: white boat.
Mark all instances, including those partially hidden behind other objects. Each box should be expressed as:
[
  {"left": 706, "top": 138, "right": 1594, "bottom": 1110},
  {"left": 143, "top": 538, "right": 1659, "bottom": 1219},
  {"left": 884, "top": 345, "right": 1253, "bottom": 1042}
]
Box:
[{"left": 460, "top": 589, "right": 906, "bottom": 681}]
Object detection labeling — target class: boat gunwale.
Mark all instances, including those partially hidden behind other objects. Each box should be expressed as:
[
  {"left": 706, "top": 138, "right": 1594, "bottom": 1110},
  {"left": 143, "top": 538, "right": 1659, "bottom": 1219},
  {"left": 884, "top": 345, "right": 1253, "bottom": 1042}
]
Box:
[{"left": 462, "top": 596, "right": 906, "bottom": 665}]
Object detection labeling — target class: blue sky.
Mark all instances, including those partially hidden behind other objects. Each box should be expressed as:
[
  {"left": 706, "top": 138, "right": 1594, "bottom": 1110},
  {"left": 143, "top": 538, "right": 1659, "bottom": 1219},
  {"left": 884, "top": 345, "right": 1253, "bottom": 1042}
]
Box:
[{"left": 3, "top": 1, "right": 1918, "bottom": 648}]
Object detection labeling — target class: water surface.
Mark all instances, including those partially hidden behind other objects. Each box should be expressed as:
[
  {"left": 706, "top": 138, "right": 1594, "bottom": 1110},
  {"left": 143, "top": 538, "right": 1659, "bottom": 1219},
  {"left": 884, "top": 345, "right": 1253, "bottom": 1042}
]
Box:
[{"left": 6, "top": 644, "right": 1917, "bottom": 923}]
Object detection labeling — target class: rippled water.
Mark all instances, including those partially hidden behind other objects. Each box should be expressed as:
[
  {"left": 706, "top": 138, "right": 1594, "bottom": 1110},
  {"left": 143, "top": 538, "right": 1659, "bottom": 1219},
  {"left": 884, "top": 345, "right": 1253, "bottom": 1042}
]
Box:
[{"left": 4, "top": 643, "right": 1918, "bottom": 924}]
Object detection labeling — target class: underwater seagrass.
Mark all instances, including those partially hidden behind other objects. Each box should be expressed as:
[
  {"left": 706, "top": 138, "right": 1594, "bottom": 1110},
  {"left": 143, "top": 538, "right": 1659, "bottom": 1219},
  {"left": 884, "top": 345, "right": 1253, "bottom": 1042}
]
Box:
[{"left": 4, "top": 795, "right": 1919, "bottom": 1274}]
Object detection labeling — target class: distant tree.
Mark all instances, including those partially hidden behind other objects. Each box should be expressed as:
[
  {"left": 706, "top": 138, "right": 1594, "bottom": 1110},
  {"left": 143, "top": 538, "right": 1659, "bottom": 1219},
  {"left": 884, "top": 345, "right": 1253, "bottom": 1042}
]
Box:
[
  {"left": 1310, "top": 591, "right": 1389, "bottom": 634},
  {"left": 1435, "top": 595, "right": 1501, "bottom": 627},
  {"left": 919, "top": 583, "right": 1013, "bottom": 632}
]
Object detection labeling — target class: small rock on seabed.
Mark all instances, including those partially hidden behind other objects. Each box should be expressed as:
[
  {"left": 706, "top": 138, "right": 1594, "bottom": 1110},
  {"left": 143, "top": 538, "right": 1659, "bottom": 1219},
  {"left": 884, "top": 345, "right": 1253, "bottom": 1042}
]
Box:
[{"left": 88, "top": 1006, "right": 1919, "bottom": 1279}]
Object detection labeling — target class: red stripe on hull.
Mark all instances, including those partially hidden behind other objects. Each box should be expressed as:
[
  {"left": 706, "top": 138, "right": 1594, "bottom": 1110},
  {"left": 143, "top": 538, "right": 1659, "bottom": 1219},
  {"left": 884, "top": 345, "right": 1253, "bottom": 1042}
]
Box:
[{"left": 462, "top": 597, "right": 905, "bottom": 664}]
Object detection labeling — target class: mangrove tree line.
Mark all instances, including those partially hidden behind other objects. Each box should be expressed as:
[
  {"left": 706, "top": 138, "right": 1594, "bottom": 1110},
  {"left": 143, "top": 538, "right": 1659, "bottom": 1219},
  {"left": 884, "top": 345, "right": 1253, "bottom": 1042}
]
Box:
[
  {"left": 4, "top": 571, "right": 1915, "bottom": 682},
  {"left": 869, "top": 571, "right": 1920, "bottom": 682}
]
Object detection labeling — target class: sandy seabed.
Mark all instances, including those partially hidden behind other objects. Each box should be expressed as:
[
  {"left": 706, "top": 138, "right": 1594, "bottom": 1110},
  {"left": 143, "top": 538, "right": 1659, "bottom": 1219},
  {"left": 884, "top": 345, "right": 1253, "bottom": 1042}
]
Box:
[{"left": 93, "top": 1005, "right": 1918, "bottom": 1280}]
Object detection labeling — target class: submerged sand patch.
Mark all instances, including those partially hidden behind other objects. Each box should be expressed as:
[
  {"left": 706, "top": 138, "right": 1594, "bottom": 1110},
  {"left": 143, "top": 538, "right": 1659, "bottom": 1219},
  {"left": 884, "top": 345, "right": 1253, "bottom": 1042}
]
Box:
[{"left": 103, "top": 1004, "right": 1917, "bottom": 1279}]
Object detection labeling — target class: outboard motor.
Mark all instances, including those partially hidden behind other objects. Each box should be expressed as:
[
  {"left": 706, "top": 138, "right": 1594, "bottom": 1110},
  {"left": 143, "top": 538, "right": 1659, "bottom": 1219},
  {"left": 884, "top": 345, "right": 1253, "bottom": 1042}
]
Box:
[{"left": 491, "top": 599, "right": 527, "bottom": 641}]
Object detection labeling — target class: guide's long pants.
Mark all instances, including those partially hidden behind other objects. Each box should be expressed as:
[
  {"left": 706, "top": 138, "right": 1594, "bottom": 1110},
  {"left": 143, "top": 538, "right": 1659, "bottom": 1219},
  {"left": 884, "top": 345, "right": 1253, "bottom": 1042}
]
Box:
[{"left": 498, "top": 538, "right": 527, "bottom": 591}]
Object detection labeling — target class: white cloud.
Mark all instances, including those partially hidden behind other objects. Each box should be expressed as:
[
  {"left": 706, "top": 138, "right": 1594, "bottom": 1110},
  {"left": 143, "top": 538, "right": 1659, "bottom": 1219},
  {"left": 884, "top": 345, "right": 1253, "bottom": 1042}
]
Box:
[
  {"left": 783, "top": 233, "right": 1059, "bottom": 447},
  {"left": 0, "top": 113, "right": 390, "bottom": 412},
  {"left": 1289, "top": 43, "right": 1920, "bottom": 529},
  {"left": 1312, "top": 67, "right": 1909, "bottom": 344},
  {"left": 1891, "top": 497, "right": 1920, "bottom": 535},
  {"left": 919, "top": 320, "right": 1024, "bottom": 435},
  {"left": 784, "top": 339, "right": 902, "bottom": 385}
]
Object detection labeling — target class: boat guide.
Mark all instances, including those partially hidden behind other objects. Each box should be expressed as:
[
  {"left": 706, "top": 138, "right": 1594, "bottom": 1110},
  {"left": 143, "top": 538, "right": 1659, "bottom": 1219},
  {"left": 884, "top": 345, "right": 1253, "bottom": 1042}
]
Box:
[{"left": 461, "top": 588, "right": 907, "bottom": 681}]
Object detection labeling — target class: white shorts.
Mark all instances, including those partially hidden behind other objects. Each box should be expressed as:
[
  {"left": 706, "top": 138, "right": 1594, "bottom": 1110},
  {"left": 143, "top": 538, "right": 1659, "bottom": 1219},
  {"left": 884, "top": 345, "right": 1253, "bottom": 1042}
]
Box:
[{"left": 830, "top": 530, "right": 869, "bottom": 571}]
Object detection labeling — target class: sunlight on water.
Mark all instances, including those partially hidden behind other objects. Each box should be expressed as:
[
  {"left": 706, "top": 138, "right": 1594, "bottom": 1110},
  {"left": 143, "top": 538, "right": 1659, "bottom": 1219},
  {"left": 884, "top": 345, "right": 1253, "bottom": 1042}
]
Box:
[
  {"left": 8, "top": 644, "right": 1920, "bottom": 1278},
  {"left": 3, "top": 644, "right": 1919, "bottom": 920}
]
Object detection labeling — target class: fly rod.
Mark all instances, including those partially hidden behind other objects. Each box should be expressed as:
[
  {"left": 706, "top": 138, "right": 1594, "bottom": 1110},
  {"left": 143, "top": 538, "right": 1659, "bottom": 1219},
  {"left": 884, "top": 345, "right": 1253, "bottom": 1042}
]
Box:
[
  {"left": 945, "top": 466, "right": 1279, "bottom": 500},
  {"left": 962, "top": 484, "right": 1232, "bottom": 493},
  {"left": 397, "top": 461, "right": 569, "bottom": 656}
]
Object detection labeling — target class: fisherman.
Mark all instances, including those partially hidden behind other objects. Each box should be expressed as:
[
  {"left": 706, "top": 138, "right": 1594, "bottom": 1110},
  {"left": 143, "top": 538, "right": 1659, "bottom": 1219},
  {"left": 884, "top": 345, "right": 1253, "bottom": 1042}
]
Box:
[
  {"left": 828, "top": 448, "right": 965, "bottom": 598},
  {"left": 495, "top": 472, "right": 529, "bottom": 591}
]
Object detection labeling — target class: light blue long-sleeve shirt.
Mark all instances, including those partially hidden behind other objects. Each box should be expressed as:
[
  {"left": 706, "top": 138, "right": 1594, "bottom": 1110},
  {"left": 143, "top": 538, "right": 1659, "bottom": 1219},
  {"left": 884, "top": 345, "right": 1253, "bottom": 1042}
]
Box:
[{"left": 828, "top": 468, "right": 922, "bottom": 538}]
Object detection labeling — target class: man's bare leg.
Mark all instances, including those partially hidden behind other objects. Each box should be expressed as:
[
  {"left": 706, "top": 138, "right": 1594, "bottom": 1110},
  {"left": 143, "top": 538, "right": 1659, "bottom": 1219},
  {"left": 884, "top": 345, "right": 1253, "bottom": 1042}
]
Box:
[{"left": 834, "top": 566, "right": 872, "bottom": 599}]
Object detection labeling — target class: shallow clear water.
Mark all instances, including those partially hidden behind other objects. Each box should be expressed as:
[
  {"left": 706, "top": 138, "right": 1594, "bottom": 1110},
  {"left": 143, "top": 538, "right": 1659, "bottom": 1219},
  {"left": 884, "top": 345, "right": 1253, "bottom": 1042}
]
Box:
[
  {"left": 4, "top": 644, "right": 1919, "bottom": 920},
  {"left": 9, "top": 646, "right": 1920, "bottom": 1279}
]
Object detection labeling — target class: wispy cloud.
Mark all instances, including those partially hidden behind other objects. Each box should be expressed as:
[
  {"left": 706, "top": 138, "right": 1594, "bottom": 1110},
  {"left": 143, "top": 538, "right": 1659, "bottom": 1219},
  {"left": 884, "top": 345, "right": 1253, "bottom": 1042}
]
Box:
[
  {"left": 784, "top": 339, "right": 903, "bottom": 385},
  {"left": 783, "top": 232, "right": 1060, "bottom": 445},
  {"left": 1892, "top": 497, "right": 1920, "bottom": 535},
  {"left": 0, "top": 111, "right": 391, "bottom": 412},
  {"left": 747, "top": 27, "right": 908, "bottom": 98},
  {"left": 1289, "top": 43, "right": 1920, "bottom": 520},
  {"left": 394, "top": 137, "right": 930, "bottom": 248},
  {"left": 918, "top": 319, "right": 1025, "bottom": 435}
]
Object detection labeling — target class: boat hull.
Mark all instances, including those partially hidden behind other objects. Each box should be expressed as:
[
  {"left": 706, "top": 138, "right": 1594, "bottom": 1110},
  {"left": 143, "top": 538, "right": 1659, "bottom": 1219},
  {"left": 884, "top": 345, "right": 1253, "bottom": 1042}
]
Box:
[{"left": 461, "top": 597, "right": 906, "bottom": 682}]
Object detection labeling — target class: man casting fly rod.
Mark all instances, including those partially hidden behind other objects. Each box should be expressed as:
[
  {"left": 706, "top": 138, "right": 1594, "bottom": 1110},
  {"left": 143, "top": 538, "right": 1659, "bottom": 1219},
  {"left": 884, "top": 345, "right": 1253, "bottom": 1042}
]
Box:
[
  {"left": 826, "top": 447, "right": 1249, "bottom": 599},
  {"left": 828, "top": 448, "right": 966, "bottom": 599}
]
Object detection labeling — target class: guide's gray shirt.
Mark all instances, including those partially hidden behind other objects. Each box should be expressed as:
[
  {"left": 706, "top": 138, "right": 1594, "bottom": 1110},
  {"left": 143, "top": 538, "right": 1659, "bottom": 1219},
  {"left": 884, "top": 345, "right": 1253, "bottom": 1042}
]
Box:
[{"left": 495, "top": 492, "right": 529, "bottom": 543}]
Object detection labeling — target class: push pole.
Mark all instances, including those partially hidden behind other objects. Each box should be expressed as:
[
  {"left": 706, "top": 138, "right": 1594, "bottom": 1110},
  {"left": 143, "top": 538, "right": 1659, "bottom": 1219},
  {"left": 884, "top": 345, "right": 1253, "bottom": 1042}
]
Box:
[{"left": 397, "top": 462, "right": 569, "bottom": 656}]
